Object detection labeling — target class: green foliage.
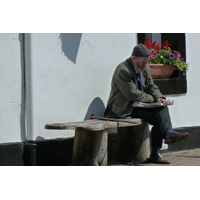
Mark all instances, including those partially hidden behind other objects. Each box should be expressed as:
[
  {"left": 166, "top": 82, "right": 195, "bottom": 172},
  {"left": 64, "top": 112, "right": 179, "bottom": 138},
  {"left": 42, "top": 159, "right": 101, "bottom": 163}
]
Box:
[{"left": 173, "top": 59, "right": 189, "bottom": 75}]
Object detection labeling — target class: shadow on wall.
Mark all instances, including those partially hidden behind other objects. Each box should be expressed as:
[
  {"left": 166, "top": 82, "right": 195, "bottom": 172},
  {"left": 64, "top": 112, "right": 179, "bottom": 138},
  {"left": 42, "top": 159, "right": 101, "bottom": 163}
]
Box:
[
  {"left": 84, "top": 97, "right": 106, "bottom": 120},
  {"left": 59, "top": 33, "right": 82, "bottom": 64}
]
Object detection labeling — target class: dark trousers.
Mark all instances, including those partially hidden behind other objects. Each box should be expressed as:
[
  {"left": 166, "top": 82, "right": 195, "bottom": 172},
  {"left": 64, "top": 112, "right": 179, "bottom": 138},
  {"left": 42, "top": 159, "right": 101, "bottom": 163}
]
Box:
[{"left": 130, "top": 106, "right": 172, "bottom": 148}]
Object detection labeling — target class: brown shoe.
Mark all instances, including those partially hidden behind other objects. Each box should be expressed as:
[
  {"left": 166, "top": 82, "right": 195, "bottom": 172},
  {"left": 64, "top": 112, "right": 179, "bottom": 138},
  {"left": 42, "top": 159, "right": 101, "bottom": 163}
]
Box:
[
  {"left": 148, "top": 154, "right": 170, "bottom": 164},
  {"left": 165, "top": 131, "right": 190, "bottom": 144}
]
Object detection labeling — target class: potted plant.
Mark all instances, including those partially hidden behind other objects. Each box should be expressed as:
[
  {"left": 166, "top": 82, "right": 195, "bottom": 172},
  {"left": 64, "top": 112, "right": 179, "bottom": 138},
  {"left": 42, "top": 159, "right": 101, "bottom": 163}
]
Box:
[{"left": 144, "top": 38, "right": 189, "bottom": 79}]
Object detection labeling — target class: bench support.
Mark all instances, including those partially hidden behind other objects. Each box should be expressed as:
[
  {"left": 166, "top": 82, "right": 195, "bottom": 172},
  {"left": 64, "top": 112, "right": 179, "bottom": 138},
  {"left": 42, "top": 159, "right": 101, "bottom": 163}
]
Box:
[
  {"left": 72, "top": 127, "right": 108, "bottom": 166},
  {"left": 45, "top": 118, "right": 149, "bottom": 166},
  {"left": 116, "top": 122, "right": 150, "bottom": 163}
]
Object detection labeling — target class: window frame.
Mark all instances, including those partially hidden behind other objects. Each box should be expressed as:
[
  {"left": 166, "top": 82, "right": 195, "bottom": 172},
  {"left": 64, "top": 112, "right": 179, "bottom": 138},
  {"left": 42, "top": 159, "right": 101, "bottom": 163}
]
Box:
[{"left": 138, "top": 33, "right": 187, "bottom": 95}]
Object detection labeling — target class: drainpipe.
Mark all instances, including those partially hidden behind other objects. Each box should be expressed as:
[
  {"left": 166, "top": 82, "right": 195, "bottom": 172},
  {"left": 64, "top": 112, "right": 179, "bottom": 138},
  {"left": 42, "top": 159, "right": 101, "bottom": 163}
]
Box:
[{"left": 23, "top": 33, "right": 37, "bottom": 165}]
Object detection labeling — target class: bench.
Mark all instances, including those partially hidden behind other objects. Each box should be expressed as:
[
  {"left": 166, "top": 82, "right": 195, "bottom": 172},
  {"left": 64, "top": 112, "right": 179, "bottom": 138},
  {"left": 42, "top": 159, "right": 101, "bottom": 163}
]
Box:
[{"left": 45, "top": 118, "right": 150, "bottom": 166}]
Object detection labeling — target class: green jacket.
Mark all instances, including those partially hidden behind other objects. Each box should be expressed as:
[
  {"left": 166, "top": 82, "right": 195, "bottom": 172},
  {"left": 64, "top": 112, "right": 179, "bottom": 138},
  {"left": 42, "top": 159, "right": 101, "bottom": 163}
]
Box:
[{"left": 104, "top": 57, "right": 164, "bottom": 118}]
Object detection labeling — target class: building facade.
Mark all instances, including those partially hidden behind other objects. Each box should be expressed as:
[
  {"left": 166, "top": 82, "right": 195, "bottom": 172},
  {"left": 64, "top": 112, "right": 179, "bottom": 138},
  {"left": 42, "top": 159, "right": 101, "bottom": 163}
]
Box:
[{"left": 0, "top": 33, "right": 199, "bottom": 165}]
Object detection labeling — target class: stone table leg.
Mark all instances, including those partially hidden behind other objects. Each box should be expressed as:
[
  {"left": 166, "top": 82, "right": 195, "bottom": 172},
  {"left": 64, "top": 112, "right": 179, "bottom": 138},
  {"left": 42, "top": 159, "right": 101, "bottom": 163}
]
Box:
[
  {"left": 116, "top": 122, "right": 150, "bottom": 163},
  {"left": 72, "top": 127, "right": 108, "bottom": 166}
]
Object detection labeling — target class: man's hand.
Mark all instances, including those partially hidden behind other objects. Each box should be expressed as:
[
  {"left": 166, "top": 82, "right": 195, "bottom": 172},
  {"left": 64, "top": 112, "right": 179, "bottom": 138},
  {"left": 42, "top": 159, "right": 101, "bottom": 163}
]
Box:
[{"left": 157, "top": 98, "right": 168, "bottom": 107}]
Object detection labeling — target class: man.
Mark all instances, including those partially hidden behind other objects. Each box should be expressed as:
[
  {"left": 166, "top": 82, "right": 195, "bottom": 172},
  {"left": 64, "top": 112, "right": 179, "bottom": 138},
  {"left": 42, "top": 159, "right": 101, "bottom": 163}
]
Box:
[{"left": 104, "top": 43, "right": 190, "bottom": 164}]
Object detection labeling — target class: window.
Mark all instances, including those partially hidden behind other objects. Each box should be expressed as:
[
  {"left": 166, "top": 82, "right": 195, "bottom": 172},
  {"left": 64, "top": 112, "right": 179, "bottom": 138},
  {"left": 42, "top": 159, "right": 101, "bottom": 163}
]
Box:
[{"left": 138, "top": 33, "right": 187, "bottom": 95}]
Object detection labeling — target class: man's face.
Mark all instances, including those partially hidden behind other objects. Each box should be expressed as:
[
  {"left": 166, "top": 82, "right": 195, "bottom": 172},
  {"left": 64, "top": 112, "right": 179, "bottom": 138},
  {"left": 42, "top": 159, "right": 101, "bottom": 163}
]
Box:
[{"left": 132, "top": 56, "right": 150, "bottom": 73}]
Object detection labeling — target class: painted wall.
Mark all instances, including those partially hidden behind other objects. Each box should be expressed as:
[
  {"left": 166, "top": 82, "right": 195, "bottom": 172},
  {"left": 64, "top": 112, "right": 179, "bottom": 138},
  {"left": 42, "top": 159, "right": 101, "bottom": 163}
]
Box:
[
  {"left": 0, "top": 33, "right": 24, "bottom": 143},
  {"left": 25, "top": 33, "right": 136, "bottom": 140},
  {"left": 167, "top": 33, "right": 200, "bottom": 128},
  {"left": 1, "top": 33, "right": 200, "bottom": 144}
]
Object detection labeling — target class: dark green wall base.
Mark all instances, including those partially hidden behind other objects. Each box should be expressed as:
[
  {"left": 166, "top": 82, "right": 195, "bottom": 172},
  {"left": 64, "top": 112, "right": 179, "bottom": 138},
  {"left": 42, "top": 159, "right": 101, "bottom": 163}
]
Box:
[
  {"left": 0, "top": 138, "right": 74, "bottom": 166},
  {"left": 0, "top": 142, "right": 24, "bottom": 166},
  {"left": 153, "top": 71, "right": 187, "bottom": 95},
  {"left": 0, "top": 126, "right": 199, "bottom": 166},
  {"left": 167, "top": 126, "right": 200, "bottom": 152},
  {"left": 23, "top": 138, "right": 74, "bottom": 166}
]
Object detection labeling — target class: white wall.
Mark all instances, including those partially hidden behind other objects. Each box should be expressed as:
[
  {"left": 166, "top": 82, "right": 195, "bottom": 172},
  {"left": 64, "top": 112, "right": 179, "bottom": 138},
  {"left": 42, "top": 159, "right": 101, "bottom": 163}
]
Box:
[
  {"left": 0, "top": 33, "right": 24, "bottom": 143},
  {"left": 1, "top": 33, "right": 200, "bottom": 144},
  {"left": 27, "top": 33, "right": 137, "bottom": 140},
  {"left": 167, "top": 33, "right": 200, "bottom": 128}
]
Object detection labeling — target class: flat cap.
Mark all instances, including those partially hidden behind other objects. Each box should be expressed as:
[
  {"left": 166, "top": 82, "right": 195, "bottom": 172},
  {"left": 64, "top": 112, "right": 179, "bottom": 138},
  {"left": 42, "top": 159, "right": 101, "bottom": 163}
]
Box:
[{"left": 132, "top": 43, "right": 150, "bottom": 57}]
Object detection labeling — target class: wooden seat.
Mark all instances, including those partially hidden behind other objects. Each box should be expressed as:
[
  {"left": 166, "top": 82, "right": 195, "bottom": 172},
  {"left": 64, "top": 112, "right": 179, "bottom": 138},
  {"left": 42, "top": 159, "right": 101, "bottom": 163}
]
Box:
[{"left": 45, "top": 118, "right": 150, "bottom": 166}]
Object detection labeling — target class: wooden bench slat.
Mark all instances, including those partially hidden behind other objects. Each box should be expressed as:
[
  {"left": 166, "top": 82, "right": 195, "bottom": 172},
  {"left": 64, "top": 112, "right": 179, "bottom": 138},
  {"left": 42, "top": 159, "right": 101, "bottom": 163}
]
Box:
[
  {"left": 117, "top": 118, "right": 143, "bottom": 127},
  {"left": 45, "top": 120, "right": 98, "bottom": 130},
  {"left": 45, "top": 118, "right": 143, "bottom": 131},
  {"left": 76, "top": 121, "right": 117, "bottom": 131}
]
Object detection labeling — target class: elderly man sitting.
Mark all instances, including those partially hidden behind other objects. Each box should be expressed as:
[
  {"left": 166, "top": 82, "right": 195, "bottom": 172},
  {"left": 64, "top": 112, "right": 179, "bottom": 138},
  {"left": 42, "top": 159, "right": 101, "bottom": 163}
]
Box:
[{"left": 104, "top": 43, "right": 190, "bottom": 164}]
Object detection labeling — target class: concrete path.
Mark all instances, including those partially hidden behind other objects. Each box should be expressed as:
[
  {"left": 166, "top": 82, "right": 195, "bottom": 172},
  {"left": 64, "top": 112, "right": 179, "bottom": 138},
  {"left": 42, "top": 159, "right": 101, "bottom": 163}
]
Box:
[{"left": 109, "top": 148, "right": 200, "bottom": 166}]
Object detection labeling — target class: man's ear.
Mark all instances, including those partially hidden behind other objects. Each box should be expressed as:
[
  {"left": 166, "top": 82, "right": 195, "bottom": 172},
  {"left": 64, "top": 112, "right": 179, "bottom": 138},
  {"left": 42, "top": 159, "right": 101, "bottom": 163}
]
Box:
[{"left": 132, "top": 56, "right": 136, "bottom": 62}]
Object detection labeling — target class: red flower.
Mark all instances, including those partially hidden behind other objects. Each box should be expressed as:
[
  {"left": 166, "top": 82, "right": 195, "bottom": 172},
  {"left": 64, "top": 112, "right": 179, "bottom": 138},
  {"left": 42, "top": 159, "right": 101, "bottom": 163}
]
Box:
[
  {"left": 144, "top": 38, "right": 152, "bottom": 49},
  {"left": 144, "top": 38, "right": 161, "bottom": 50},
  {"left": 162, "top": 40, "right": 171, "bottom": 49},
  {"left": 152, "top": 41, "right": 156, "bottom": 48},
  {"left": 155, "top": 44, "right": 161, "bottom": 50}
]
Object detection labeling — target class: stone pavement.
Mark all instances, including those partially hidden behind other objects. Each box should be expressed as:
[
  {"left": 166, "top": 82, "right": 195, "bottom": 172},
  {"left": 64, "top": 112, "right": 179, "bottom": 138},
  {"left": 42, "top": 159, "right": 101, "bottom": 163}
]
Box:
[{"left": 109, "top": 148, "right": 200, "bottom": 166}]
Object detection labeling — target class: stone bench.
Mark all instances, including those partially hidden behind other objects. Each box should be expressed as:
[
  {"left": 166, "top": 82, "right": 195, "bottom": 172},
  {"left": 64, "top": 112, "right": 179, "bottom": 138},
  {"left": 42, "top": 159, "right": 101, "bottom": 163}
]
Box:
[{"left": 45, "top": 118, "right": 150, "bottom": 166}]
